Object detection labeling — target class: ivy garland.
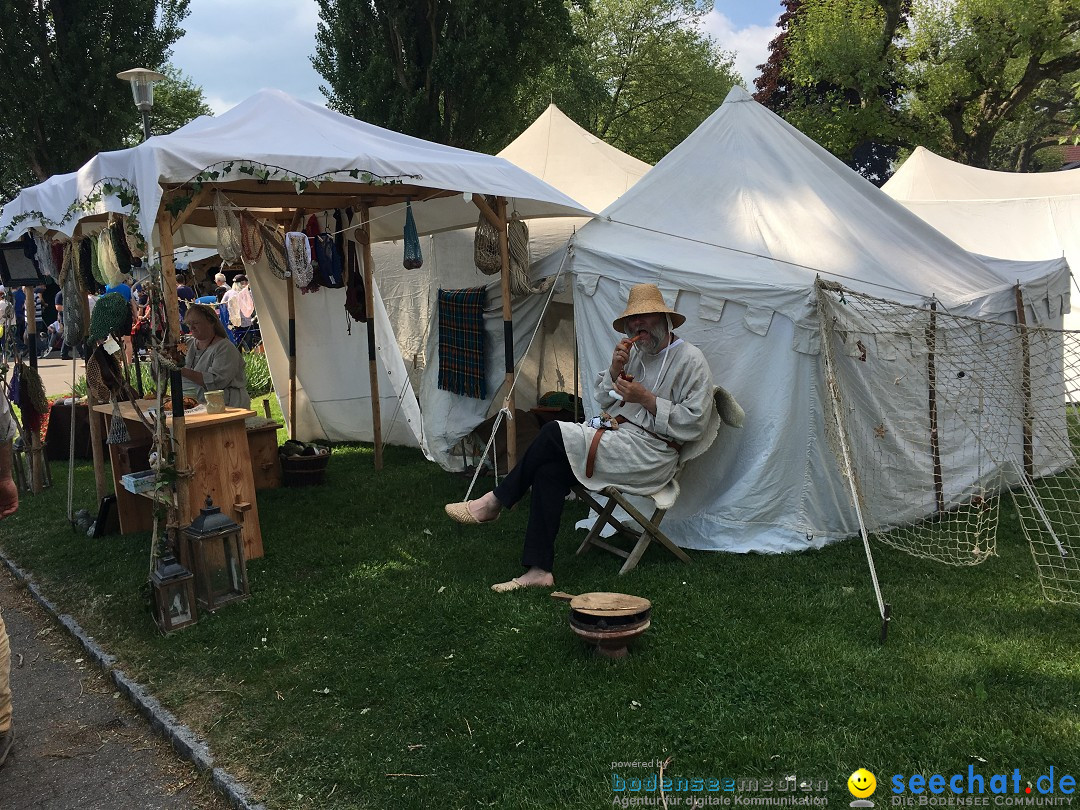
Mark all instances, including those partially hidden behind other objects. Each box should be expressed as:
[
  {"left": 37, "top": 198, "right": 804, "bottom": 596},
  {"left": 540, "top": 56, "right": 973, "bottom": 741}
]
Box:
[
  {"left": 161, "top": 160, "right": 424, "bottom": 219},
  {"left": 1, "top": 159, "right": 424, "bottom": 244},
  {"left": 0, "top": 176, "right": 146, "bottom": 251}
]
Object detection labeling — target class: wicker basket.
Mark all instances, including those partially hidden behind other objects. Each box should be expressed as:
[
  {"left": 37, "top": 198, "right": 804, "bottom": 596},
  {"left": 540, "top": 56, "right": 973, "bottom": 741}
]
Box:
[{"left": 280, "top": 449, "right": 331, "bottom": 487}]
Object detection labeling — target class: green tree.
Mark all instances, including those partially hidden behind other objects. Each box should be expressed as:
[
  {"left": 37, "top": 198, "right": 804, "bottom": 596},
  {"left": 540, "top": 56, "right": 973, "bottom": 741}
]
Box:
[
  {"left": 523, "top": 0, "right": 742, "bottom": 164},
  {"left": 0, "top": 0, "right": 190, "bottom": 200},
  {"left": 779, "top": 0, "right": 911, "bottom": 182},
  {"left": 906, "top": 0, "right": 1080, "bottom": 168},
  {"left": 775, "top": 0, "right": 1080, "bottom": 172},
  {"left": 312, "top": 0, "right": 577, "bottom": 152}
]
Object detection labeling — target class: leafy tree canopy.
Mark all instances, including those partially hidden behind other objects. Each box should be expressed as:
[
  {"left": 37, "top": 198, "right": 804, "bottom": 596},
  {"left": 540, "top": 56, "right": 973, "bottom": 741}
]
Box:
[
  {"left": 313, "top": 0, "right": 577, "bottom": 152},
  {"left": 760, "top": 0, "right": 1080, "bottom": 175},
  {"left": 0, "top": 0, "right": 190, "bottom": 202},
  {"left": 523, "top": 0, "right": 742, "bottom": 164}
]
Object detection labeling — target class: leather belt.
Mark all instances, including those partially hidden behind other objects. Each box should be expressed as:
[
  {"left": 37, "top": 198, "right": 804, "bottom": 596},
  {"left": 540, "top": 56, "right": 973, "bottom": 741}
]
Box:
[{"left": 584, "top": 417, "right": 682, "bottom": 479}]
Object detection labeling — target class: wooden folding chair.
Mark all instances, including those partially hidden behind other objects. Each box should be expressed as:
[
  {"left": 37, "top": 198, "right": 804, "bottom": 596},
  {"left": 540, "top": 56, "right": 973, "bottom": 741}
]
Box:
[
  {"left": 572, "top": 478, "right": 690, "bottom": 574},
  {"left": 572, "top": 386, "right": 743, "bottom": 575}
]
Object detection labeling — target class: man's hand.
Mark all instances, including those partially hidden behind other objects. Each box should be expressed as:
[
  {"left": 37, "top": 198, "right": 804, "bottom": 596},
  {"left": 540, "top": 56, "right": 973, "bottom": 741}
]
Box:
[
  {"left": 609, "top": 337, "right": 634, "bottom": 379},
  {"left": 614, "top": 376, "right": 657, "bottom": 415}
]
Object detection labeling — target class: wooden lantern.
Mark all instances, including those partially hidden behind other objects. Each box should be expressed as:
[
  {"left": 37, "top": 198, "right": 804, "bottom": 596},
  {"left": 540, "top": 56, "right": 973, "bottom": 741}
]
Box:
[
  {"left": 182, "top": 495, "right": 250, "bottom": 612},
  {"left": 150, "top": 553, "right": 198, "bottom": 633}
]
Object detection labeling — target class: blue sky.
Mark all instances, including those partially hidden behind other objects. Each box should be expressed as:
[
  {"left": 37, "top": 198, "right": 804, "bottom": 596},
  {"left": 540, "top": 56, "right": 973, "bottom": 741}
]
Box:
[{"left": 169, "top": 0, "right": 782, "bottom": 115}]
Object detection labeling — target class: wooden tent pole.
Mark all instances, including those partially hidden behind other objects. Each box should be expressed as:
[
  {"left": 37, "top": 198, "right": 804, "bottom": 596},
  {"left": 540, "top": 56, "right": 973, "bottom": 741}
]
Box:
[
  {"left": 21, "top": 285, "right": 44, "bottom": 493},
  {"left": 1015, "top": 284, "right": 1033, "bottom": 481},
  {"left": 156, "top": 212, "right": 189, "bottom": 529},
  {"left": 925, "top": 299, "right": 945, "bottom": 513},
  {"left": 75, "top": 249, "right": 109, "bottom": 500},
  {"left": 495, "top": 197, "right": 516, "bottom": 470},
  {"left": 284, "top": 208, "right": 303, "bottom": 440},
  {"left": 358, "top": 204, "right": 383, "bottom": 469}
]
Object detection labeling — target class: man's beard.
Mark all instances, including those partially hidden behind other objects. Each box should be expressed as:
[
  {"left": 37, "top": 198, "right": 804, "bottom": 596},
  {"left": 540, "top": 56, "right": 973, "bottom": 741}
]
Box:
[{"left": 625, "top": 321, "right": 669, "bottom": 355}]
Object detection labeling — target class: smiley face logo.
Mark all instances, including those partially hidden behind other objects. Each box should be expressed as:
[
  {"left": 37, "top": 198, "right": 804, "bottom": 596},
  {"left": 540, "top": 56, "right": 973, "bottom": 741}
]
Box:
[{"left": 848, "top": 768, "right": 877, "bottom": 799}]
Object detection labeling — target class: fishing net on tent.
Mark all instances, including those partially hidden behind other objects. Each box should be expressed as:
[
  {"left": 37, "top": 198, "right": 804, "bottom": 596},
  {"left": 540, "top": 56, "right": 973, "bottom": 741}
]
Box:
[{"left": 816, "top": 279, "right": 1080, "bottom": 605}]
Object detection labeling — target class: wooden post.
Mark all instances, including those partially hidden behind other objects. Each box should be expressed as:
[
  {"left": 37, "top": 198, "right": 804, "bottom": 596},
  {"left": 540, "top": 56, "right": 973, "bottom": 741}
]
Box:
[
  {"left": 358, "top": 204, "right": 383, "bottom": 469},
  {"left": 495, "top": 197, "right": 516, "bottom": 470},
  {"left": 21, "top": 285, "right": 44, "bottom": 493},
  {"left": 1015, "top": 284, "right": 1034, "bottom": 481},
  {"left": 76, "top": 261, "right": 109, "bottom": 501},
  {"left": 284, "top": 209, "right": 303, "bottom": 440},
  {"left": 925, "top": 299, "right": 945, "bottom": 513},
  {"left": 156, "top": 211, "right": 189, "bottom": 527}
]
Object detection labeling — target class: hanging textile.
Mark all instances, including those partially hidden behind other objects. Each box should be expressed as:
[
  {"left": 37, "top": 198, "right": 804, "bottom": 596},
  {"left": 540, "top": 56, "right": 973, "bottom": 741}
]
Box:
[
  {"left": 214, "top": 191, "right": 242, "bottom": 264},
  {"left": 259, "top": 220, "right": 287, "bottom": 279},
  {"left": 61, "top": 243, "right": 86, "bottom": 345},
  {"left": 109, "top": 220, "right": 132, "bottom": 277},
  {"left": 78, "top": 237, "right": 98, "bottom": 292},
  {"left": 437, "top": 287, "right": 487, "bottom": 399},
  {"left": 285, "top": 232, "right": 313, "bottom": 289},
  {"left": 313, "top": 233, "right": 344, "bottom": 287},
  {"left": 50, "top": 241, "right": 65, "bottom": 278},
  {"left": 89, "top": 233, "right": 106, "bottom": 285},
  {"left": 97, "top": 227, "right": 122, "bottom": 286},
  {"left": 239, "top": 210, "right": 265, "bottom": 265},
  {"left": 89, "top": 292, "right": 132, "bottom": 343},
  {"left": 33, "top": 235, "right": 55, "bottom": 279},
  {"left": 344, "top": 239, "right": 367, "bottom": 323},
  {"left": 403, "top": 201, "right": 423, "bottom": 269}
]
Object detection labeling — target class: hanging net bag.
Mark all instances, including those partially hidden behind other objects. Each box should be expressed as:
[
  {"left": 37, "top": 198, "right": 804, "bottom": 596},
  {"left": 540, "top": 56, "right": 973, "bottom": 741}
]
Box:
[
  {"left": 473, "top": 195, "right": 501, "bottom": 275},
  {"left": 403, "top": 201, "right": 423, "bottom": 269},
  {"left": 259, "top": 220, "right": 288, "bottom": 279},
  {"left": 214, "top": 190, "right": 242, "bottom": 265},
  {"left": 60, "top": 243, "right": 87, "bottom": 345}
]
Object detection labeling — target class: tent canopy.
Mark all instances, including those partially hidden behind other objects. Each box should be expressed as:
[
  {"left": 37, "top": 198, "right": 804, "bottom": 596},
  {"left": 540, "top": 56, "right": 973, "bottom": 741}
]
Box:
[{"left": 0, "top": 89, "right": 592, "bottom": 244}]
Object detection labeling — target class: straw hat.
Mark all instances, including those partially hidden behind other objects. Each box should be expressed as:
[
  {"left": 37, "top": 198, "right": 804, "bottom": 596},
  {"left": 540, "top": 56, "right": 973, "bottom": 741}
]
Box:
[{"left": 612, "top": 283, "right": 685, "bottom": 332}]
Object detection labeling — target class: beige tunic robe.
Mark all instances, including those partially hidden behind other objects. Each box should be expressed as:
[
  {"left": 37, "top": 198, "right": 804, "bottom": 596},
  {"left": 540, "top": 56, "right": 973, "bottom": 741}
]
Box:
[
  {"left": 558, "top": 338, "right": 715, "bottom": 495},
  {"left": 183, "top": 336, "right": 251, "bottom": 409}
]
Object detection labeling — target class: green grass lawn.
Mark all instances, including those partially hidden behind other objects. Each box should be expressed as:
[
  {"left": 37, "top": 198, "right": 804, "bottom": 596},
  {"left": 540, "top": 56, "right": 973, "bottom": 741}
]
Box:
[{"left": 2, "top": 397, "right": 1078, "bottom": 809}]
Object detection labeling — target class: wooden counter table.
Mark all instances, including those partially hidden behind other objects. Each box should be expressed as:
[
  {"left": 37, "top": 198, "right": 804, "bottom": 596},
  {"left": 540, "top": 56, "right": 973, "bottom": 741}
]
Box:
[{"left": 93, "top": 402, "right": 264, "bottom": 559}]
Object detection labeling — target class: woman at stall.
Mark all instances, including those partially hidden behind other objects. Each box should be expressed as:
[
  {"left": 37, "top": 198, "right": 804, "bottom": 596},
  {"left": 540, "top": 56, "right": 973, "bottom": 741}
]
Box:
[{"left": 178, "top": 303, "right": 251, "bottom": 409}]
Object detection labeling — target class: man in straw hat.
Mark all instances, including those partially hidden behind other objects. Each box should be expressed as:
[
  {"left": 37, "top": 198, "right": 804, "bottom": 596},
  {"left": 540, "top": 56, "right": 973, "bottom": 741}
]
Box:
[{"left": 446, "top": 283, "right": 716, "bottom": 592}]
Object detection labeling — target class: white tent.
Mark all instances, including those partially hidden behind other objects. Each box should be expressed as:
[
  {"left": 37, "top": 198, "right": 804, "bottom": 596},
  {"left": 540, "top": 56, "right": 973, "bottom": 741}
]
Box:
[
  {"left": 371, "top": 104, "right": 651, "bottom": 469},
  {"left": 0, "top": 90, "right": 593, "bottom": 453},
  {"left": 882, "top": 146, "right": 1080, "bottom": 333},
  {"left": 539, "top": 86, "right": 1070, "bottom": 553}
]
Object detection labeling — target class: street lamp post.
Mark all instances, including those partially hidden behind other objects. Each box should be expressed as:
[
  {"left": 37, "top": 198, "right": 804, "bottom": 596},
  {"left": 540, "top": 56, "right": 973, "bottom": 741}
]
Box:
[
  {"left": 116, "top": 68, "right": 167, "bottom": 140},
  {"left": 116, "top": 68, "right": 167, "bottom": 397}
]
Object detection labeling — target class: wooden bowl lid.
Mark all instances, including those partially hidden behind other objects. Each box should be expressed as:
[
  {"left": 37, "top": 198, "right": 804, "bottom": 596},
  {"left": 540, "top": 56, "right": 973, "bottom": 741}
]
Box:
[{"left": 569, "top": 592, "right": 651, "bottom": 618}]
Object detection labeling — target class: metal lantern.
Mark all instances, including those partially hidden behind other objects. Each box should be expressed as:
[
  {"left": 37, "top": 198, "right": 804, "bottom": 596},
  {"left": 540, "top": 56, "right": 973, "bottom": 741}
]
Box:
[
  {"left": 182, "top": 495, "right": 250, "bottom": 612},
  {"left": 151, "top": 553, "right": 198, "bottom": 634}
]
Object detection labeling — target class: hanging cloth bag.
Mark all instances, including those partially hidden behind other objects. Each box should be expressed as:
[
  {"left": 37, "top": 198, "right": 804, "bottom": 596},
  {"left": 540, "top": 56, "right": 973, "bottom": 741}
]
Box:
[
  {"left": 403, "top": 201, "right": 423, "bottom": 269},
  {"left": 473, "top": 195, "right": 501, "bottom": 275}
]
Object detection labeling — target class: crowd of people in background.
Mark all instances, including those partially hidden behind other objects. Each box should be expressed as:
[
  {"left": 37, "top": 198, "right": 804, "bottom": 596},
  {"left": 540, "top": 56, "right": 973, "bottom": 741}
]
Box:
[{"left": 0, "top": 260, "right": 260, "bottom": 364}]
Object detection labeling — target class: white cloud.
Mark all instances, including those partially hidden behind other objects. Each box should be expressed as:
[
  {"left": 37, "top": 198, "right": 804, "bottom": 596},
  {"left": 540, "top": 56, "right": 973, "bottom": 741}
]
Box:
[
  {"left": 169, "top": 0, "right": 325, "bottom": 115},
  {"left": 700, "top": 11, "right": 780, "bottom": 89}
]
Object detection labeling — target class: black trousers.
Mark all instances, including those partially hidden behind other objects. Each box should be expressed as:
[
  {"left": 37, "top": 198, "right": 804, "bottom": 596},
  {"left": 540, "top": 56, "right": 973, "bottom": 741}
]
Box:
[{"left": 493, "top": 420, "right": 577, "bottom": 572}]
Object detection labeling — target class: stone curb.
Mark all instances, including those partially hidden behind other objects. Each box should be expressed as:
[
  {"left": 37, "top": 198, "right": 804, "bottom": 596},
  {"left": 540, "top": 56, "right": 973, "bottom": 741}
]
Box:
[{"left": 1, "top": 552, "right": 266, "bottom": 810}]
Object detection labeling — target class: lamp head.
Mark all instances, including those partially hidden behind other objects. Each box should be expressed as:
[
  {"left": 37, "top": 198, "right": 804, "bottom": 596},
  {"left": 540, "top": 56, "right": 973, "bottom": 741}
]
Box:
[{"left": 116, "top": 67, "right": 167, "bottom": 112}]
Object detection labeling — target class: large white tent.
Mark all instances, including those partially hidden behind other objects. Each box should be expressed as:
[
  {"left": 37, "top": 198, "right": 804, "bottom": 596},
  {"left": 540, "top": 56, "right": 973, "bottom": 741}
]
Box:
[
  {"left": 539, "top": 86, "right": 1070, "bottom": 553},
  {"left": 882, "top": 146, "right": 1080, "bottom": 333},
  {"left": 371, "top": 104, "right": 651, "bottom": 469}
]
